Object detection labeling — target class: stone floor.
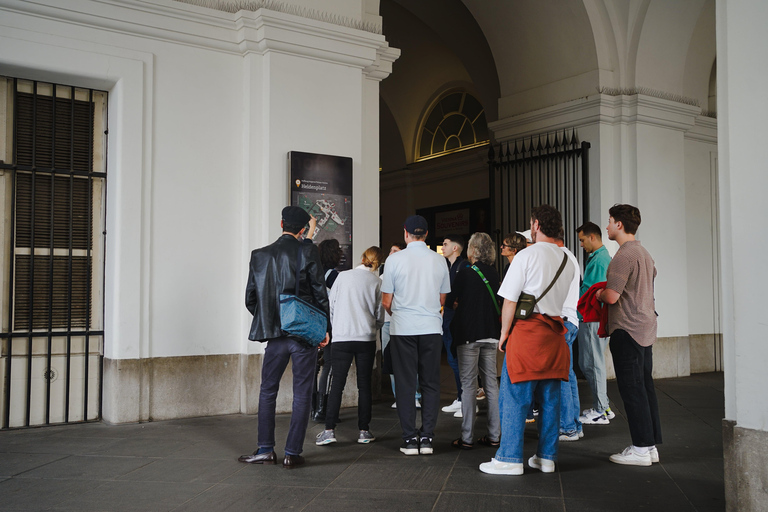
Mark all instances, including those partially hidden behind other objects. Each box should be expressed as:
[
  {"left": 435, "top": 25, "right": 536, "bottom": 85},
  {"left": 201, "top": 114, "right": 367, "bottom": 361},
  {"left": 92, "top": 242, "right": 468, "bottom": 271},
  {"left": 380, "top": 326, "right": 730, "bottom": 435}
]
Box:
[{"left": 0, "top": 371, "right": 725, "bottom": 511}]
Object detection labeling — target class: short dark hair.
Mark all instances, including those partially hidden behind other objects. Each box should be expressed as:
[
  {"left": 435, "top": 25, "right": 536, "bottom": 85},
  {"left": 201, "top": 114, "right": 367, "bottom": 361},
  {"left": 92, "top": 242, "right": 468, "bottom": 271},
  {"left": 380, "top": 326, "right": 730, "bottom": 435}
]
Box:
[
  {"left": 609, "top": 204, "right": 641, "bottom": 235},
  {"left": 577, "top": 221, "right": 602, "bottom": 239},
  {"left": 530, "top": 205, "right": 563, "bottom": 238},
  {"left": 503, "top": 233, "right": 527, "bottom": 252},
  {"left": 318, "top": 239, "right": 342, "bottom": 270},
  {"left": 443, "top": 234, "right": 465, "bottom": 251},
  {"left": 391, "top": 242, "right": 406, "bottom": 251},
  {"left": 282, "top": 221, "right": 305, "bottom": 235}
]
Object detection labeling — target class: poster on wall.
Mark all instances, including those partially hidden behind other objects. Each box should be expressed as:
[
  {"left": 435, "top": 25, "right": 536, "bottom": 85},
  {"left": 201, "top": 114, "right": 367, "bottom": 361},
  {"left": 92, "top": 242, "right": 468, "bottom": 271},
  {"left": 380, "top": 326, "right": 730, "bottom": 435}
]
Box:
[{"left": 289, "top": 151, "right": 353, "bottom": 270}]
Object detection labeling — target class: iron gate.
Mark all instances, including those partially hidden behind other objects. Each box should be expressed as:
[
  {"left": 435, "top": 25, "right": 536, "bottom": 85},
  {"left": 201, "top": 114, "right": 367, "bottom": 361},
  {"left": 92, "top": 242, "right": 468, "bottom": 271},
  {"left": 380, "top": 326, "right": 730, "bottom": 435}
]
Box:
[
  {"left": 0, "top": 77, "right": 107, "bottom": 429},
  {"left": 488, "top": 129, "right": 590, "bottom": 269}
]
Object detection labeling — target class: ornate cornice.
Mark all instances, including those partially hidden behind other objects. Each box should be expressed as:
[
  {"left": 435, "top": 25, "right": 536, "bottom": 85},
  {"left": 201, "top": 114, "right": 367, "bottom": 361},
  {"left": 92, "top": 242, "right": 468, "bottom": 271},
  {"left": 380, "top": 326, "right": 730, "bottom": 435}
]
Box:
[
  {"left": 173, "top": 0, "right": 382, "bottom": 34},
  {"left": 0, "top": 0, "right": 395, "bottom": 73},
  {"left": 490, "top": 93, "right": 703, "bottom": 142}
]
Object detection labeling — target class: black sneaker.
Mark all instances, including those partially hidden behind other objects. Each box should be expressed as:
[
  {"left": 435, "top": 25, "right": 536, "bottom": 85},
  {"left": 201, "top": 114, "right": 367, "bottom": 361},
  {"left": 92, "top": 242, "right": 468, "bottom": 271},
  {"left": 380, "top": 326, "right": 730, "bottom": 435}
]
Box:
[
  {"left": 419, "top": 436, "right": 433, "bottom": 455},
  {"left": 400, "top": 437, "right": 419, "bottom": 455}
]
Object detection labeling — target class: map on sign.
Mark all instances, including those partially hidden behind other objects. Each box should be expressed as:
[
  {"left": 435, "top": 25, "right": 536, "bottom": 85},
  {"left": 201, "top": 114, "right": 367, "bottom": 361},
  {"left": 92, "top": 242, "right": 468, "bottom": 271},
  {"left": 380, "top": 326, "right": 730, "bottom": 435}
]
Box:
[
  {"left": 296, "top": 193, "right": 352, "bottom": 244},
  {"left": 289, "top": 151, "right": 353, "bottom": 269}
]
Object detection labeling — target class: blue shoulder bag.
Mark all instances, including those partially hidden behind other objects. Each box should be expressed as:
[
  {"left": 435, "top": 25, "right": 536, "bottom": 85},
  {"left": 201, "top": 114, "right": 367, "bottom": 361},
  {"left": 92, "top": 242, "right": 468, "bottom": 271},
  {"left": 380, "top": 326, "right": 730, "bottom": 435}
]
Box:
[{"left": 279, "top": 246, "right": 328, "bottom": 346}]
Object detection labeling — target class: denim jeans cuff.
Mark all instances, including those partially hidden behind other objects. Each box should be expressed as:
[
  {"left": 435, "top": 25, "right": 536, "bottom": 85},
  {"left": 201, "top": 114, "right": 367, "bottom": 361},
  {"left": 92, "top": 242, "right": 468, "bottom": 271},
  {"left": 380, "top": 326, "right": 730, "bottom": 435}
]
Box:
[
  {"left": 537, "top": 452, "right": 557, "bottom": 462},
  {"left": 494, "top": 454, "right": 523, "bottom": 464}
]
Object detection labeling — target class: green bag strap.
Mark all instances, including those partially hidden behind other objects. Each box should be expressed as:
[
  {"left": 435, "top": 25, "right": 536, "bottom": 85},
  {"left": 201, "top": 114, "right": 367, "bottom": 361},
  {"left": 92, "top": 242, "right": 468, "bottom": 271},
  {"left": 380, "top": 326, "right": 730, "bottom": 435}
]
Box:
[
  {"left": 470, "top": 264, "right": 501, "bottom": 316},
  {"left": 531, "top": 251, "right": 569, "bottom": 309}
]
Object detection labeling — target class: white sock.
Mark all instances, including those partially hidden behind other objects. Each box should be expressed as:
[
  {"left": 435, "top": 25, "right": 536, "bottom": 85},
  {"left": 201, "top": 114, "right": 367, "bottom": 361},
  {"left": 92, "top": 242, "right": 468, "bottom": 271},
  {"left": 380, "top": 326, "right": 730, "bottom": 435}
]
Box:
[{"left": 633, "top": 445, "right": 651, "bottom": 455}]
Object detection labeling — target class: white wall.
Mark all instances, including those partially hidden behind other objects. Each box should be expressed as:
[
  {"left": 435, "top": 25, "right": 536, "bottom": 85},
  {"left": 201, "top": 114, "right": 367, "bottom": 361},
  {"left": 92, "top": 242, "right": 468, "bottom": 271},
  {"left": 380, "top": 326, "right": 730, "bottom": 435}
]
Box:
[
  {"left": 684, "top": 122, "right": 719, "bottom": 336},
  {"left": 0, "top": 0, "right": 396, "bottom": 421},
  {"left": 717, "top": 0, "right": 768, "bottom": 430}
]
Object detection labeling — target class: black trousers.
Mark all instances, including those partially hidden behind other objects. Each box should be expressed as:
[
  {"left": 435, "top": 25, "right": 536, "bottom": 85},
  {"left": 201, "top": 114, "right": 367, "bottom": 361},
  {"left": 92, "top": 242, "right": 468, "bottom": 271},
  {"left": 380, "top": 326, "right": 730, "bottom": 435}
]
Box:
[
  {"left": 609, "top": 329, "right": 662, "bottom": 447},
  {"left": 391, "top": 333, "right": 442, "bottom": 441},
  {"left": 325, "top": 341, "right": 376, "bottom": 431}
]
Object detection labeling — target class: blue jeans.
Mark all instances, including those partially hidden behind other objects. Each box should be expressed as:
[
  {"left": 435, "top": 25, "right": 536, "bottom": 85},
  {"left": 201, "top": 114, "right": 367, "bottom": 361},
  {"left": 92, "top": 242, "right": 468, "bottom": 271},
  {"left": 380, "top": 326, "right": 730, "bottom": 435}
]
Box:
[
  {"left": 560, "top": 321, "right": 582, "bottom": 434},
  {"left": 495, "top": 364, "right": 561, "bottom": 463},
  {"left": 257, "top": 336, "right": 316, "bottom": 456},
  {"left": 442, "top": 309, "right": 462, "bottom": 401},
  {"left": 578, "top": 322, "right": 610, "bottom": 412}
]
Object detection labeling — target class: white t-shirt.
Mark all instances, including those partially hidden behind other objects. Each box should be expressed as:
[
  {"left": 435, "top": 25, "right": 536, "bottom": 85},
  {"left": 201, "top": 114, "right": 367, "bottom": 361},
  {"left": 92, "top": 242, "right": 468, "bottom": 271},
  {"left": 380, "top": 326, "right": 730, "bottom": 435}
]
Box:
[
  {"left": 498, "top": 242, "right": 575, "bottom": 317},
  {"left": 380, "top": 241, "right": 451, "bottom": 336},
  {"left": 559, "top": 246, "right": 581, "bottom": 327}
]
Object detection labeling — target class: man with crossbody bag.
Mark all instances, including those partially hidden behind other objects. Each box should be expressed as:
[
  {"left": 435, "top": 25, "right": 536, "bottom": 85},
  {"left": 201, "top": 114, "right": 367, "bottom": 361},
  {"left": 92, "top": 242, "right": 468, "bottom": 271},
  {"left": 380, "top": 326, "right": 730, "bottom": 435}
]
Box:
[
  {"left": 240, "top": 206, "right": 329, "bottom": 469},
  {"left": 480, "top": 205, "right": 575, "bottom": 476}
]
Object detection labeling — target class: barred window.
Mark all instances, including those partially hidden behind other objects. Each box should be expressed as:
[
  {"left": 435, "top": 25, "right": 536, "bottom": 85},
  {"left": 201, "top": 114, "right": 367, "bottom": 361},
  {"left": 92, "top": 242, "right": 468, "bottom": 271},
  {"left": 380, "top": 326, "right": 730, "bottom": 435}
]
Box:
[{"left": 0, "top": 77, "right": 107, "bottom": 428}]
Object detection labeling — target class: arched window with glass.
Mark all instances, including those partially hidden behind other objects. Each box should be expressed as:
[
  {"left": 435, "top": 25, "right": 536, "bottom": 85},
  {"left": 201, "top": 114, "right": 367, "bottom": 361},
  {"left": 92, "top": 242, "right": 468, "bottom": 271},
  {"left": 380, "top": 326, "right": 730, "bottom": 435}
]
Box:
[{"left": 417, "top": 91, "right": 489, "bottom": 161}]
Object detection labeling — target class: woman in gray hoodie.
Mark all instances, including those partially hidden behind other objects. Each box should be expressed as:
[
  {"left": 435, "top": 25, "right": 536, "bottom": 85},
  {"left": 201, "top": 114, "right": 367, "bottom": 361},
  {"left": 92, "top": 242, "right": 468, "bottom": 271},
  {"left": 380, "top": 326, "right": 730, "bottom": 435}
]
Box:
[{"left": 316, "top": 246, "right": 385, "bottom": 446}]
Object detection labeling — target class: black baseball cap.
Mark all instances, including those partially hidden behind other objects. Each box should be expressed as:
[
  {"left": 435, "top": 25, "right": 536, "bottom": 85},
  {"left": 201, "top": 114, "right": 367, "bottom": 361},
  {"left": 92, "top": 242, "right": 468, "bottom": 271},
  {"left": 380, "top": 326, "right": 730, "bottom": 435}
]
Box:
[
  {"left": 404, "top": 215, "right": 428, "bottom": 236},
  {"left": 282, "top": 206, "right": 310, "bottom": 226}
]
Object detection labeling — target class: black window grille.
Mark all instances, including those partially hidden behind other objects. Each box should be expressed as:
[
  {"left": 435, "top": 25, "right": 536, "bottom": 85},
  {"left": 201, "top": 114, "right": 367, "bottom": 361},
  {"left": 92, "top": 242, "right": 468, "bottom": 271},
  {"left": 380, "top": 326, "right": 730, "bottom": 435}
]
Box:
[{"left": 1, "top": 77, "right": 107, "bottom": 429}]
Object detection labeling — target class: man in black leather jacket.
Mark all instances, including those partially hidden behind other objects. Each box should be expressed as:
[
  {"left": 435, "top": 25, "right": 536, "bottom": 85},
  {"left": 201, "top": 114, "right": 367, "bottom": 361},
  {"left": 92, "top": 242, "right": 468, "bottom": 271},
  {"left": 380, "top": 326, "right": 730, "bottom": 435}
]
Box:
[{"left": 239, "top": 206, "right": 329, "bottom": 469}]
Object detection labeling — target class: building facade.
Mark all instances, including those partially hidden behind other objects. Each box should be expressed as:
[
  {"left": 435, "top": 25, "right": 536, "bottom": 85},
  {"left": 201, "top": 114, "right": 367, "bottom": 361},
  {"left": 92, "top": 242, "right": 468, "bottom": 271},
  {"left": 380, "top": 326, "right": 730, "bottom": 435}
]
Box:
[{"left": 0, "top": 1, "right": 765, "bottom": 509}]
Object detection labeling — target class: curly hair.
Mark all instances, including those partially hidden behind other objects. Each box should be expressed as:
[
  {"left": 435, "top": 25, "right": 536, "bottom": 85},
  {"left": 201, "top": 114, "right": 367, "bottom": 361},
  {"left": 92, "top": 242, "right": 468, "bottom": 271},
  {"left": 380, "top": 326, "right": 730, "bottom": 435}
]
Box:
[
  {"left": 467, "top": 232, "right": 496, "bottom": 265},
  {"left": 318, "top": 239, "right": 342, "bottom": 270},
  {"left": 361, "top": 246, "right": 384, "bottom": 271},
  {"left": 530, "top": 205, "right": 563, "bottom": 239}
]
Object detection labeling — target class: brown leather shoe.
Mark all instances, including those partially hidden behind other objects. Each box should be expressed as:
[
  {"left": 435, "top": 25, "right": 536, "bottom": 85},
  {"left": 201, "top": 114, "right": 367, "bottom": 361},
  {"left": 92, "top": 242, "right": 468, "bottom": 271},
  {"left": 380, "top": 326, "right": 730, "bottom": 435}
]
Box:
[
  {"left": 282, "top": 454, "right": 305, "bottom": 469},
  {"left": 238, "top": 450, "right": 277, "bottom": 464}
]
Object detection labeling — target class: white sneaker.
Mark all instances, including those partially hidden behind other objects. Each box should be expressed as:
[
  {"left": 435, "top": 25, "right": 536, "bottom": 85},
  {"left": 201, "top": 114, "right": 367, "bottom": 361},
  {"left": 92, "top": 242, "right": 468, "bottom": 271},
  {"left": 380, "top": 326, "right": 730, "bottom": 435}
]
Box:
[
  {"left": 609, "top": 446, "right": 652, "bottom": 466},
  {"left": 479, "top": 458, "right": 524, "bottom": 475},
  {"left": 453, "top": 405, "right": 479, "bottom": 418},
  {"left": 605, "top": 407, "right": 616, "bottom": 420},
  {"left": 391, "top": 402, "right": 397, "bottom": 409},
  {"left": 649, "top": 446, "right": 660, "bottom": 463},
  {"left": 441, "top": 399, "right": 461, "bottom": 413},
  {"left": 579, "top": 409, "right": 610, "bottom": 425},
  {"left": 528, "top": 455, "right": 555, "bottom": 473}
]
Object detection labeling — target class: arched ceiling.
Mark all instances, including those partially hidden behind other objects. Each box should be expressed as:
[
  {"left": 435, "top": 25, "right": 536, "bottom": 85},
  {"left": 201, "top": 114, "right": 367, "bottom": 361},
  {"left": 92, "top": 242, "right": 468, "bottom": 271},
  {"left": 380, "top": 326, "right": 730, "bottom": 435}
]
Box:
[
  {"left": 461, "top": 0, "right": 599, "bottom": 115},
  {"left": 379, "top": 0, "right": 499, "bottom": 165}
]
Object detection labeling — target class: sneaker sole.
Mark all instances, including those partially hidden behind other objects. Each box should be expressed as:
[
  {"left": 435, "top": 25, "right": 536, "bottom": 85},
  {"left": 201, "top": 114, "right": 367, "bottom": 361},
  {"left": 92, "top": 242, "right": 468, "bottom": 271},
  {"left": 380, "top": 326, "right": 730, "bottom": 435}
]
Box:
[
  {"left": 358, "top": 439, "right": 375, "bottom": 444},
  {"left": 579, "top": 418, "right": 610, "bottom": 425},
  {"left": 609, "top": 455, "right": 652, "bottom": 466},
  {"left": 559, "top": 435, "right": 580, "bottom": 442},
  {"left": 479, "top": 463, "right": 524, "bottom": 475},
  {"left": 316, "top": 439, "right": 337, "bottom": 446},
  {"left": 400, "top": 447, "right": 419, "bottom": 455},
  {"left": 419, "top": 448, "right": 433, "bottom": 455}
]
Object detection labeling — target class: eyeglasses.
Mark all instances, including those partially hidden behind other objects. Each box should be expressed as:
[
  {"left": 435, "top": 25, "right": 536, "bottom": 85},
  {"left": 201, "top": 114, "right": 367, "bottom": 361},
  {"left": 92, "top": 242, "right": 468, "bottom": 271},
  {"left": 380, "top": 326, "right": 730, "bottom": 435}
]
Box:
[{"left": 500, "top": 243, "right": 512, "bottom": 249}]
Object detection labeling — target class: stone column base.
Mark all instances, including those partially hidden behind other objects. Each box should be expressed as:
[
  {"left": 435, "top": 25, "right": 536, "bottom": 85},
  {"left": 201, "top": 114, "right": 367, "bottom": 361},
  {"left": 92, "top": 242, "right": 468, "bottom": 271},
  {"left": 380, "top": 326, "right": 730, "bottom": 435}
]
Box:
[{"left": 723, "top": 419, "right": 768, "bottom": 511}]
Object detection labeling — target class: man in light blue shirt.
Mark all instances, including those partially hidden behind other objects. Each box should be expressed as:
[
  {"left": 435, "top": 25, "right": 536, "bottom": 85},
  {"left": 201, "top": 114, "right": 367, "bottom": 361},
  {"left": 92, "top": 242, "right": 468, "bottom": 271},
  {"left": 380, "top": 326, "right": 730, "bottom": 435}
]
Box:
[
  {"left": 576, "top": 222, "right": 614, "bottom": 425},
  {"left": 382, "top": 215, "right": 451, "bottom": 456}
]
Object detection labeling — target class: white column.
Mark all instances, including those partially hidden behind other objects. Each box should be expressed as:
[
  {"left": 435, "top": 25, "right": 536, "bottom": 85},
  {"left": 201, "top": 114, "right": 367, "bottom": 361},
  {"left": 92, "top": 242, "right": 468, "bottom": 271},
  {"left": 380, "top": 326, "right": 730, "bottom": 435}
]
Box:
[{"left": 717, "top": 1, "right": 768, "bottom": 510}]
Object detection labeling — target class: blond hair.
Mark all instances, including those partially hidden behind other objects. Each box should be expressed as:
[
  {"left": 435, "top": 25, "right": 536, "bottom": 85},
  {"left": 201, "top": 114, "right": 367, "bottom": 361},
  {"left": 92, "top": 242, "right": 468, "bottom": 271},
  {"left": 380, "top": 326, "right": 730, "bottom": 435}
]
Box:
[{"left": 361, "top": 246, "right": 384, "bottom": 271}]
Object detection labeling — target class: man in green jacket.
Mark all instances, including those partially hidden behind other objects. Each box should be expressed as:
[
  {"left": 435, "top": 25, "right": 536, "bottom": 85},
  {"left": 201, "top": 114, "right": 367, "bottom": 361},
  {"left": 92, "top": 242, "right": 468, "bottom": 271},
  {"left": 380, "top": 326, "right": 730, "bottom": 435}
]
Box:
[{"left": 576, "top": 222, "right": 614, "bottom": 425}]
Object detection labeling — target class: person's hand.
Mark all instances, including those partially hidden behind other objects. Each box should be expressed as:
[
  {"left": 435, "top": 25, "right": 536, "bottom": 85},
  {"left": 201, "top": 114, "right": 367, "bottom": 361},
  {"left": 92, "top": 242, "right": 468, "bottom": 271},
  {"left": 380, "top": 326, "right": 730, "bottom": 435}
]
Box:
[
  {"left": 595, "top": 289, "right": 603, "bottom": 302},
  {"left": 498, "top": 332, "right": 508, "bottom": 352},
  {"left": 319, "top": 332, "right": 330, "bottom": 347},
  {"left": 306, "top": 215, "right": 318, "bottom": 240}
]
